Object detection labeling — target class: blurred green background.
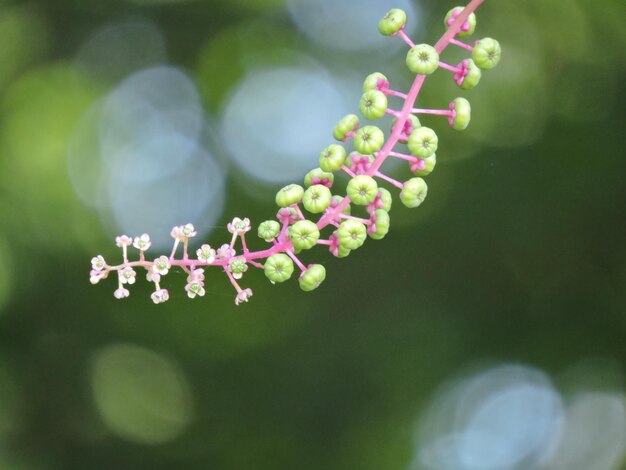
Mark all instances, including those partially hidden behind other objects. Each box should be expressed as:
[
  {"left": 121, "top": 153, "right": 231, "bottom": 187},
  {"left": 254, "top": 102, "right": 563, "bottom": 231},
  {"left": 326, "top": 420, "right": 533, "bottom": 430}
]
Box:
[{"left": 0, "top": 0, "right": 625, "bottom": 469}]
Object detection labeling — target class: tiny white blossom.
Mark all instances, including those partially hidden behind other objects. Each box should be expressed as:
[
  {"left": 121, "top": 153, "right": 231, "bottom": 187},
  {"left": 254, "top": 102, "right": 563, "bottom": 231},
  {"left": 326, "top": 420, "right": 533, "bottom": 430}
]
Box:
[
  {"left": 90, "top": 269, "right": 107, "bottom": 285},
  {"left": 115, "top": 235, "right": 132, "bottom": 248},
  {"left": 185, "top": 282, "right": 206, "bottom": 299},
  {"left": 170, "top": 226, "right": 185, "bottom": 241},
  {"left": 114, "top": 287, "right": 130, "bottom": 299},
  {"left": 216, "top": 244, "right": 235, "bottom": 259},
  {"left": 152, "top": 255, "right": 171, "bottom": 275},
  {"left": 120, "top": 267, "right": 137, "bottom": 285},
  {"left": 181, "top": 223, "right": 197, "bottom": 238},
  {"left": 235, "top": 288, "right": 253, "bottom": 306},
  {"left": 196, "top": 244, "right": 216, "bottom": 263},
  {"left": 146, "top": 270, "right": 161, "bottom": 283},
  {"left": 186, "top": 268, "right": 205, "bottom": 284},
  {"left": 151, "top": 289, "right": 169, "bottom": 304},
  {"left": 132, "top": 234, "right": 151, "bottom": 251},
  {"left": 91, "top": 255, "right": 106, "bottom": 271},
  {"left": 227, "top": 217, "right": 251, "bottom": 235}
]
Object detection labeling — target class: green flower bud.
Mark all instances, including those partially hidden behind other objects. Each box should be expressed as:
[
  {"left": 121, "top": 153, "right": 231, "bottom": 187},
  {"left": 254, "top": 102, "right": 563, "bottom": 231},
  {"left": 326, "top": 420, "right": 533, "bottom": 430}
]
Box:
[
  {"left": 258, "top": 220, "right": 280, "bottom": 241},
  {"left": 333, "top": 114, "right": 360, "bottom": 141},
  {"left": 377, "top": 188, "right": 393, "bottom": 212},
  {"left": 331, "top": 195, "right": 351, "bottom": 216},
  {"left": 413, "top": 154, "right": 437, "bottom": 177},
  {"left": 337, "top": 219, "right": 367, "bottom": 250},
  {"left": 354, "top": 125, "right": 385, "bottom": 154},
  {"left": 408, "top": 126, "right": 438, "bottom": 158},
  {"left": 450, "top": 97, "right": 471, "bottom": 130},
  {"left": 289, "top": 220, "right": 320, "bottom": 250},
  {"left": 363, "top": 72, "right": 388, "bottom": 92},
  {"left": 319, "top": 144, "right": 346, "bottom": 172},
  {"left": 304, "top": 168, "right": 334, "bottom": 188},
  {"left": 444, "top": 7, "right": 477, "bottom": 38},
  {"left": 378, "top": 8, "right": 407, "bottom": 36},
  {"left": 457, "top": 59, "right": 481, "bottom": 90},
  {"left": 369, "top": 209, "right": 390, "bottom": 240},
  {"left": 346, "top": 175, "right": 378, "bottom": 206},
  {"left": 360, "top": 90, "right": 388, "bottom": 121},
  {"left": 473, "top": 38, "right": 501, "bottom": 70},
  {"left": 229, "top": 257, "right": 248, "bottom": 277},
  {"left": 400, "top": 177, "right": 428, "bottom": 208},
  {"left": 264, "top": 253, "right": 294, "bottom": 283},
  {"left": 406, "top": 44, "right": 439, "bottom": 75},
  {"left": 276, "top": 184, "right": 304, "bottom": 208},
  {"left": 393, "top": 114, "right": 421, "bottom": 144},
  {"left": 302, "top": 184, "right": 332, "bottom": 214},
  {"left": 337, "top": 245, "right": 351, "bottom": 258},
  {"left": 298, "top": 264, "right": 326, "bottom": 292}
]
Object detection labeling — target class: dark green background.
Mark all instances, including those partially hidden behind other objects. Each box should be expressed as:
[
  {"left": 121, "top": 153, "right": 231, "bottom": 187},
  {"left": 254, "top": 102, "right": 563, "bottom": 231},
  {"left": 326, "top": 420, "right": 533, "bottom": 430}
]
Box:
[{"left": 0, "top": 0, "right": 624, "bottom": 468}]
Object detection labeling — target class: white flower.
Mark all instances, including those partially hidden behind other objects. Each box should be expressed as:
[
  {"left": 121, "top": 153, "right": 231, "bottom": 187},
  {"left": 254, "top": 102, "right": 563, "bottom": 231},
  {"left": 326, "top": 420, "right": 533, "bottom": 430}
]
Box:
[
  {"left": 91, "top": 255, "right": 106, "bottom": 271},
  {"left": 151, "top": 289, "right": 169, "bottom": 304},
  {"left": 181, "top": 223, "right": 197, "bottom": 238},
  {"left": 235, "top": 288, "right": 253, "bottom": 306},
  {"left": 227, "top": 217, "right": 251, "bottom": 235},
  {"left": 152, "top": 255, "right": 171, "bottom": 276},
  {"left": 90, "top": 269, "right": 107, "bottom": 285},
  {"left": 216, "top": 244, "right": 235, "bottom": 259},
  {"left": 196, "top": 244, "right": 216, "bottom": 263},
  {"left": 132, "top": 234, "right": 151, "bottom": 251},
  {"left": 114, "top": 287, "right": 130, "bottom": 299},
  {"left": 120, "top": 267, "right": 136, "bottom": 285},
  {"left": 146, "top": 270, "right": 161, "bottom": 283},
  {"left": 185, "top": 281, "right": 206, "bottom": 299},
  {"left": 115, "top": 235, "right": 132, "bottom": 248},
  {"left": 170, "top": 226, "right": 185, "bottom": 241},
  {"left": 186, "top": 268, "right": 205, "bottom": 284}
]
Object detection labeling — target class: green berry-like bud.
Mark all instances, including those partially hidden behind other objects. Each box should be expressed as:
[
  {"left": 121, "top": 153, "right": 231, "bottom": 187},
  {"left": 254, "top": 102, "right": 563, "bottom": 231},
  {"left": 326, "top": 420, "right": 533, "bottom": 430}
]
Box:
[
  {"left": 319, "top": 144, "right": 346, "bottom": 172},
  {"left": 333, "top": 114, "right": 360, "bottom": 141},
  {"left": 298, "top": 264, "right": 326, "bottom": 292},
  {"left": 360, "top": 90, "right": 388, "bottom": 121},
  {"left": 354, "top": 125, "right": 385, "bottom": 154},
  {"left": 331, "top": 195, "right": 351, "bottom": 216},
  {"left": 264, "top": 253, "right": 294, "bottom": 283},
  {"left": 406, "top": 44, "right": 439, "bottom": 75},
  {"left": 229, "top": 257, "right": 248, "bottom": 277},
  {"left": 302, "top": 184, "right": 332, "bottom": 214},
  {"left": 393, "top": 114, "right": 421, "bottom": 144},
  {"left": 304, "top": 168, "right": 334, "bottom": 188},
  {"left": 289, "top": 220, "right": 320, "bottom": 250},
  {"left": 450, "top": 97, "right": 471, "bottom": 130},
  {"left": 457, "top": 59, "right": 481, "bottom": 90},
  {"left": 473, "top": 38, "right": 501, "bottom": 70},
  {"left": 377, "top": 188, "right": 393, "bottom": 212},
  {"left": 337, "top": 219, "right": 367, "bottom": 250},
  {"left": 413, "top": 154, "right": 436, "bottom": 177},
  {"left": 276, "top": 184, "right": 304, "bottom": 207},
  {"left": 258, "top": 220, "right": 280, "bottom": 242},
  {"left": 408, "top": 126, "right": 438, "bottom": 158},
  {"left": 400, "top": 177, "right": 428, "bottom": 208},
  {"left": 346, "top": 175, "right": 378, "bottom": 206},
  {"left": 444, "top": 7, "right": 477, "bottom": 38},
  {"left": 363, "top": 72, "right": 388, "bottom": 92},
  {"left": 369, "top": 209, "right": 390, "bottom": 240},
  {"left": 378, "top": 8, "right": 407, "bottom": 36}
]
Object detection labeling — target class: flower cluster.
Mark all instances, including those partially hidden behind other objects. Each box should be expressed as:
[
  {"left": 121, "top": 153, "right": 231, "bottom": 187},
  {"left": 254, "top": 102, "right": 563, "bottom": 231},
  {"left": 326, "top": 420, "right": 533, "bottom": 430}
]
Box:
[{"left": 89, "top": 1, "right": 500, "bottom": 305}]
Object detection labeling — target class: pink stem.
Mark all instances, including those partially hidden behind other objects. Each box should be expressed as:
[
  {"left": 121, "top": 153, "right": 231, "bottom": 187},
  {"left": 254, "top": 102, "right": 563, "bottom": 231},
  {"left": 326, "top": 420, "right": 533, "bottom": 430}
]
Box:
[
  {"left": 438, "top": 61, "right": 462, "bottom": 73},
  {"left": 224, "top": 268, "right": 243, "bottom": 294},
  {"left": 341, "top": 165, "right": 356, "bottom": 178},
  {"left": 386, "top": 89, "right": 408, "bottom": 99},
  {"left": 339, "top": 214, "right": 372, "bottom": 225},
  {"left": 397, "top": 29, "right": 415, "bottom": 48},
  {"left": 450, "top": 37, "right": 474, "bottom": 51},
  {"left": 316, "top": 239, "right": 333, "bottom": 246},
  {"left": 293, "top": 205, "right": 306, "bottom": 220},
  {"left": 412, "top": 108, "right": 453, "bottom": 116},
  {"left": 286, "top": 250, "right": 306, "bottom": 272},
  {"left": 374, "top": 171, "right": 404, "bottom": 190},
  {"left": 389, "top": 151, "right": 418, "bottom": 162},
  {"left": 385, "top": 109, "right": 401, "bottom": 117}
]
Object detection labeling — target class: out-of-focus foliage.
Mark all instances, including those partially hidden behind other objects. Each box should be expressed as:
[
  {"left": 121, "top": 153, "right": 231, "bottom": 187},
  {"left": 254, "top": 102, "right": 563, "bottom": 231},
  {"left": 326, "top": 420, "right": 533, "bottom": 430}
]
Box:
[{"left": 0, "top": 0, "right": 624, "bottom": 469}]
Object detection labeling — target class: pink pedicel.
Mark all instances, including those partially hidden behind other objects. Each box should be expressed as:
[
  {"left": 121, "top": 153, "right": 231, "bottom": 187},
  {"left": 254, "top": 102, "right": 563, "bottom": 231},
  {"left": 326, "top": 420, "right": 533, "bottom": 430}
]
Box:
[{"left": 91, "top": 0, "right": 494, "bottom": 305}]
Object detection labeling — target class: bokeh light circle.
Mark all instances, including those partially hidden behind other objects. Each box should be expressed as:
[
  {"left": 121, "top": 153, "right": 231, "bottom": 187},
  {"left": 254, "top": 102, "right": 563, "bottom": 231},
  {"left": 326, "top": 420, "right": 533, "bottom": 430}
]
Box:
[{"left": 91, "top": 343, "right": 193, "bottom": 445}]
